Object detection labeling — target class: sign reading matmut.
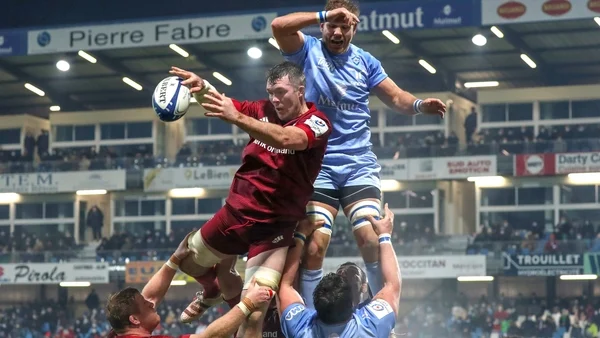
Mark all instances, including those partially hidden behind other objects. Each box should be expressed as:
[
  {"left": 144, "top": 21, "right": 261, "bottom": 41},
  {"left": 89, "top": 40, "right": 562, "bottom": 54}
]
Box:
[{"left": 28, "top": 13, "right": 276, "bottom": 54}]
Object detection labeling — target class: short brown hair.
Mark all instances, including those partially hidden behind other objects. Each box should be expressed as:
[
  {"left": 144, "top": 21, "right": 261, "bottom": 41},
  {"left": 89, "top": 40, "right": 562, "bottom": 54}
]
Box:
[
  {"left": 106, "top": 287, "right": 141, "bottom": 333},
  {"left": 325, "top": 0, "right": 360, "bottom": 16}
]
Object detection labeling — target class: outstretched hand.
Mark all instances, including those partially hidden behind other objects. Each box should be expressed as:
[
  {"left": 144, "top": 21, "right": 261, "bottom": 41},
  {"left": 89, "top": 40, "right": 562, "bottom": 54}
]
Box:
[
  {"left": 420, "top": 98, "right": 447, "bottom": 119},
  {"left": 201, "top": 90, "right": 240, "bottom": 123}
]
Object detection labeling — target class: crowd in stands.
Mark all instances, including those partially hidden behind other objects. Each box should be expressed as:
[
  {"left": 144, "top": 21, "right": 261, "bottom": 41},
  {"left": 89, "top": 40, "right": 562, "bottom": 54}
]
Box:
[
  {"left": 467, "top": 216, "right": 600, "bottom": 256},
  {"left": 0, "top": 229, "right": 77, "bottom": 263},
  {"left": 0, "top": 297, "right": 227, "bottom": 338},
  {"left": 468, "top": 123, "right": 600, "bottom": 156},
  {"left": 406, "top": 293, "right": 600, "bottom": 338},
  {"left": 4, "top": 291, "right": 600, "bottom": 338}
]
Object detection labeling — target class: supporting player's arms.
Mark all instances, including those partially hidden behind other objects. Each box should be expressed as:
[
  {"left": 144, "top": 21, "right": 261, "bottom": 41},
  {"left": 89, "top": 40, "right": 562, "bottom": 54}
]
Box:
[
  {"left": 189, "top": 306, "right": 248, "bottom": 338},
  {"left": 277, "top": 219, "right": 323, "bottom": 316},
  {"left": 141, "top": 232, "right": 193, "bottom": 306},
  {"left": 234, "top": 113, "right": 309, "bottom": 151},
  {"left": 365, "top": 205, "right": 401, "bottom": 316}
]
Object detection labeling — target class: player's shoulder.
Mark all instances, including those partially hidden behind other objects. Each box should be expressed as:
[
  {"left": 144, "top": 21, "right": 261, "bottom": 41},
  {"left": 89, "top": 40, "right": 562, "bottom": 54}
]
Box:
[{"left": 361, "top": 299, "right": 395, "bottom": 320}]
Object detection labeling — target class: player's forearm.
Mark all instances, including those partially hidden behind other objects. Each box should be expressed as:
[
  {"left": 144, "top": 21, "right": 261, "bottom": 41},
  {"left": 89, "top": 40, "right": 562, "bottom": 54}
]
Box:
[
  {"left": 389, "top": 90, "right": 420, "bottom": 116},
  {"left": 191, "top": 307, "right": 248, "bottom": 338},
  {"left": 140, "top": 263, "right": 177, "bottom": 306},
  {"left": 271, "top": 12, "right": 319, "bottom": 37},
  {"left": 281, "top": 237, "right": 305, "bottom": 287},
  {"left": 242, "top": 306, "right": 269, "bottom": 338},
  {"left": 379, "top": 239, "right": 401, "bottom": 294},
  {"left": 233, "top": 113, "right": 306, "bottom": 150}
]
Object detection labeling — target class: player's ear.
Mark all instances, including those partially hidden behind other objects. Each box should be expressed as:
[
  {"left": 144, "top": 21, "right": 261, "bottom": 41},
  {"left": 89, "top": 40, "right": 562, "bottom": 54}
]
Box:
[
  {"left": 320, "top": 23, "right": 325, "bottom": 33},
  {"left": 298, "top": 85, "right": 305, "bottom": 97},
  {"left": 129, "top": 315, "right": 141, "bottom": 326}
]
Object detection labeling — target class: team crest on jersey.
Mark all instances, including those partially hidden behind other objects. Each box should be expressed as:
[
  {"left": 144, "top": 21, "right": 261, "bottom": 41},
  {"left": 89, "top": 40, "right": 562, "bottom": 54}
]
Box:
[{"left": 351, "top": 55, "right": 361, "bottom": 65}]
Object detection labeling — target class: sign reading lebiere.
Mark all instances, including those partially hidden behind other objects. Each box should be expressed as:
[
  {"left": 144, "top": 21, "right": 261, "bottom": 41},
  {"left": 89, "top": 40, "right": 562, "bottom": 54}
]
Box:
[
  {"left": 322, "top": 255, "right": 486, "bottom": 279},
  {"left": 503, "top": 253, "right": 583, "bottom": 276},
  {"left": 0, "top": 263, "right": 109, "bottom": 284},
  {"left": 143, "top": 156, "right": 497, "bottom": 191}
]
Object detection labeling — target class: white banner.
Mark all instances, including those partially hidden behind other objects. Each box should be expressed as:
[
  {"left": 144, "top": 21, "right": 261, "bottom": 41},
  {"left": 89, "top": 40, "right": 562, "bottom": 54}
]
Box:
[
  {"left": 408, "top": 156, "right": 496, "bottom": 181},
  {"left": 482, "top": 0, "right": 600, "bottom": 25},
  {"left": 0, "top": 170, "right": 126, "bottom": 194},
  {"left": 555, "top": 152, "right": 600, "bottom": 174},
  {"left": 322, "top": 255, "right": 486, "bottom": 279},
  {"left": 143, "top": 166, "right": 238, "bottom": 191},
  {"left": 28, "top": 13, "right": 276, "bottom": 54},
  {"left": 0, "top": 263, "right": 109, "bottom": 284},
  {"left": 379, "top": 159, "right": 409, "bottom": 180}
]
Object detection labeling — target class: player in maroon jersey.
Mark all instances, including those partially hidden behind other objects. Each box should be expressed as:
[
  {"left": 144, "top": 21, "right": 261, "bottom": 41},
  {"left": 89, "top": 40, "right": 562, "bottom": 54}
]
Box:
[
  {"left": 169, "top": 62, "right": 331, "bottom": 336},
  {"left": 106, "top": 232, "right": 274, "bottom": 338}
]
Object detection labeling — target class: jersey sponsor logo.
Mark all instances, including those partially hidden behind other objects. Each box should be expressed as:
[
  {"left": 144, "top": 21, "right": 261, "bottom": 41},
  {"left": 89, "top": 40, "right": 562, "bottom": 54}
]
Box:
[
  {"left": 304, "top": 115, "right": 329, "bottom": 137},
  {"left": 285, "top": 305, "right": 305, "bottom": 321},
  {"left": 260, "top": 117, "right": 269, "bottom": 122},
  {"left": 366, "top": 300, "right": 393, "bottom": 319},
  {"left": 272, "top": 235, "right": 283, "bottom": 244},
  {"left": 263, "top": 332, "right": 278, "bottom": 337},
  {"left": 317, "top": 57, "right": 335, "bottom": 71},
  {"left": 253, "top": 139, "right": 296, "bottom": 155},
  {"left": 317, "top": 95, "right": 359, "bottom": 111}
]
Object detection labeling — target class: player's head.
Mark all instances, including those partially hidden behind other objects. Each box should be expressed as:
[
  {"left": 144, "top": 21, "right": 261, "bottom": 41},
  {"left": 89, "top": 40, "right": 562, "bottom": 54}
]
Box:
[
  {"left": 106, "top": 287, "right": 160, "bottom": 334},
  {"left": 313, "top": 273, "right": 354, "bottom": 324},
  {"left": 337, "top": 262, "right": 369, "bottom": 305},
  {"left": 266, "top": 61, "right": 306, "bottom": 121},
  {"left": 321, "top": 0, "right": 360, "bottom": 54}
]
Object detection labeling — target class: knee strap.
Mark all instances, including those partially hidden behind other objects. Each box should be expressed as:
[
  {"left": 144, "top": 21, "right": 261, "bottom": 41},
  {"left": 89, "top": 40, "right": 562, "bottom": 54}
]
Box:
[
  {"left": 306, "top": 205, "right": 334, "bottom": 236},
  {"left": 348, "top": 200, "right": 381, "bottom": 231},
  {"left": 188, "top": 231, "right": 223, "bottom": 267},
  {"left": 244, "top": 266, "right": 281, "bottom": 291}
]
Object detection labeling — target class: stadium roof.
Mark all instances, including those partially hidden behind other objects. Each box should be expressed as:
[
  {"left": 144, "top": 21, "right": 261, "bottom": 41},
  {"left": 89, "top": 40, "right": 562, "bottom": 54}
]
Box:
[{"left": 0, "top": 18, "right": 599, "bottom": 117}]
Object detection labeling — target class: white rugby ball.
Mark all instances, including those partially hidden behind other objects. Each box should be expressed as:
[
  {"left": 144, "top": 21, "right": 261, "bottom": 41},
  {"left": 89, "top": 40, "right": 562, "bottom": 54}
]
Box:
[{"left": 152, "top": 76, "right": 191, "bottom": 122}]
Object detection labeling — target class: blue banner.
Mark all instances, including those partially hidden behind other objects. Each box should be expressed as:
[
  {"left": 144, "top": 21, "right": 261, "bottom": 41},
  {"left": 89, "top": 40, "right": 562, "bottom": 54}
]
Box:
[
  {"left": 295, "top": 0, "right": 478, "bottom": 36},
  {"left": 0, "top": 30, "right": 27, "bottom": 56},
  {"left": 503, "top": 253, "right": 584, "bottom": 277}
]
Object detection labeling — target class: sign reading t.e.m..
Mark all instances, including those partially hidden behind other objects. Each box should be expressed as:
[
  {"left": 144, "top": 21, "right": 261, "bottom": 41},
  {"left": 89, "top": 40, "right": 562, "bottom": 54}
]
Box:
[{"left": 27, "top": 13, "right": 275, "bottom": 54}]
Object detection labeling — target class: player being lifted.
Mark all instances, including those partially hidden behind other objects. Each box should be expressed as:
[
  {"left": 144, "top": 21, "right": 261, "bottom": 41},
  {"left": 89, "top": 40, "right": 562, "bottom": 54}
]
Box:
[
  {"left": 168, "top": 62, "right": 331, "bottom": 336},
  {"left": 271, "top": 0, "right": 446, "bottom": 305}
]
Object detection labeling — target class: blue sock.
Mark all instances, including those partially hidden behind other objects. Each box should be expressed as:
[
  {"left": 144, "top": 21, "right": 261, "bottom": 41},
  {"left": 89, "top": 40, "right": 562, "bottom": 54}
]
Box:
[
  {"left": 365, "top": 261, "right": 384, "bottom": 295},
  {"left": 300, "top": 269, "right": 323, "bottom": 309}
]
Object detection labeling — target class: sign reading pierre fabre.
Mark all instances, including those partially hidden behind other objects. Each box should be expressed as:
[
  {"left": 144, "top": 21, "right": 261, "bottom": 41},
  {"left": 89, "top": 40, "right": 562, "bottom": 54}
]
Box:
[{"left": 503, "top": 253, "right": 583, "bottom": 276}]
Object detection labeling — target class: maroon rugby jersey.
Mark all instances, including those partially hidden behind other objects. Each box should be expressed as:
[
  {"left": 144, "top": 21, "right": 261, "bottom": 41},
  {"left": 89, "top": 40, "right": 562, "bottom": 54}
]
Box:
[{"left": 226, "top": 99, "right": 331, "bottom": 223}]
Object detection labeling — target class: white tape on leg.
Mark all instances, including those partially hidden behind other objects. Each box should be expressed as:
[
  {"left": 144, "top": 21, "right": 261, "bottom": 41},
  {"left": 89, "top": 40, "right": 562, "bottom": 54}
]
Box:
[
  {"left": 188, "top": 231, "right": 223, "bottom": 267},
  {"left": 306, "top": 205, "right": 334, "bottom": 236},
  {"left": 348, "top": 200, "right": 381, "bottom": 232}
]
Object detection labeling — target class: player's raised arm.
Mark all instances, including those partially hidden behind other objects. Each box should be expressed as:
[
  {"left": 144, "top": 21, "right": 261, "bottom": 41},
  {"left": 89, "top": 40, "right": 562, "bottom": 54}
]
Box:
[
  {"left": 271, "top": 8, "right": 359, "bottom": 54},
  {"left": 190, "top": 280, "right": 274, "bottom": 338},
  {"left": 141, "top": 231, "right": 193, "bottom": 306},
  {"left": 372, "top": 77, "right": 447, "bottom": 119},
  {"left": 364, "top": 204, "right": 401, "bottom": 316},
  {"left": 277, "top": 219, "right": 322, "bottom": 314}
]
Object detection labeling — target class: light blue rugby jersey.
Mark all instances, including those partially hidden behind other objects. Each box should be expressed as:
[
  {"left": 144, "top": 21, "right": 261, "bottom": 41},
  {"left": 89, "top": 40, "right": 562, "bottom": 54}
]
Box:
[
  {"left": 280, "top": 299, "right": 396, "bottom": 338},
  {"left": 283, "top": 34, "right": 388, "bottom": 157}
]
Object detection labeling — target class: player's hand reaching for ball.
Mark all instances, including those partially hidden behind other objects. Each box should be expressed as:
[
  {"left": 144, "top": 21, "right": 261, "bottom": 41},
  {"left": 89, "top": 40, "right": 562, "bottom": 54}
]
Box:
[
  {"left": 201, "top": 90, "right": 241, "bottom": 123},
  {"left": 326, "top": 7, "right": 360, "bottom": 26},
  {"left": 365, "top": 203, "right": 394, "bottom": 236},
  {"left": 169, "top": 66, "right": 205, "bottom": 93},
  {"left": 420, "top": 98, "right": 447, "bottom": 119}
]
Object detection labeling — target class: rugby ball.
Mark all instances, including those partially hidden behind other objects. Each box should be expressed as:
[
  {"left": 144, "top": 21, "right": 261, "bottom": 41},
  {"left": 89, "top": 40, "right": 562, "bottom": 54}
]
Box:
[{"left": 152, "top": 76, "right": 191, "bottom": 122}]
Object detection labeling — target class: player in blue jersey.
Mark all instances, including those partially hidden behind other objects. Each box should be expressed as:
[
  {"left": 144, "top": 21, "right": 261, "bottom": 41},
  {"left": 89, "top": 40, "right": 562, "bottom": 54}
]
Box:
[
  {"left": 272, "top": 0, "right": 446, "bottom": 306},
  {"left": 277, "top": 203, "right": 401, "bottom": 337}
]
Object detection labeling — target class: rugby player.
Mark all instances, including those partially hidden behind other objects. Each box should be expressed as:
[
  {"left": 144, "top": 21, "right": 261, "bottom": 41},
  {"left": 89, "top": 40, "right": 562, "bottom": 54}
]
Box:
[
  {"left": 271, "top": 0, "right": 446, "bottom": 307},
  {"left": 168, "top": 62, "right": 332, "bottom": 335},
  {"left": 277, "top": 203, "right": 401, "bottom": 337},
  {"left": 106, "top": 232, "right": 274, "bottom": 338}
]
